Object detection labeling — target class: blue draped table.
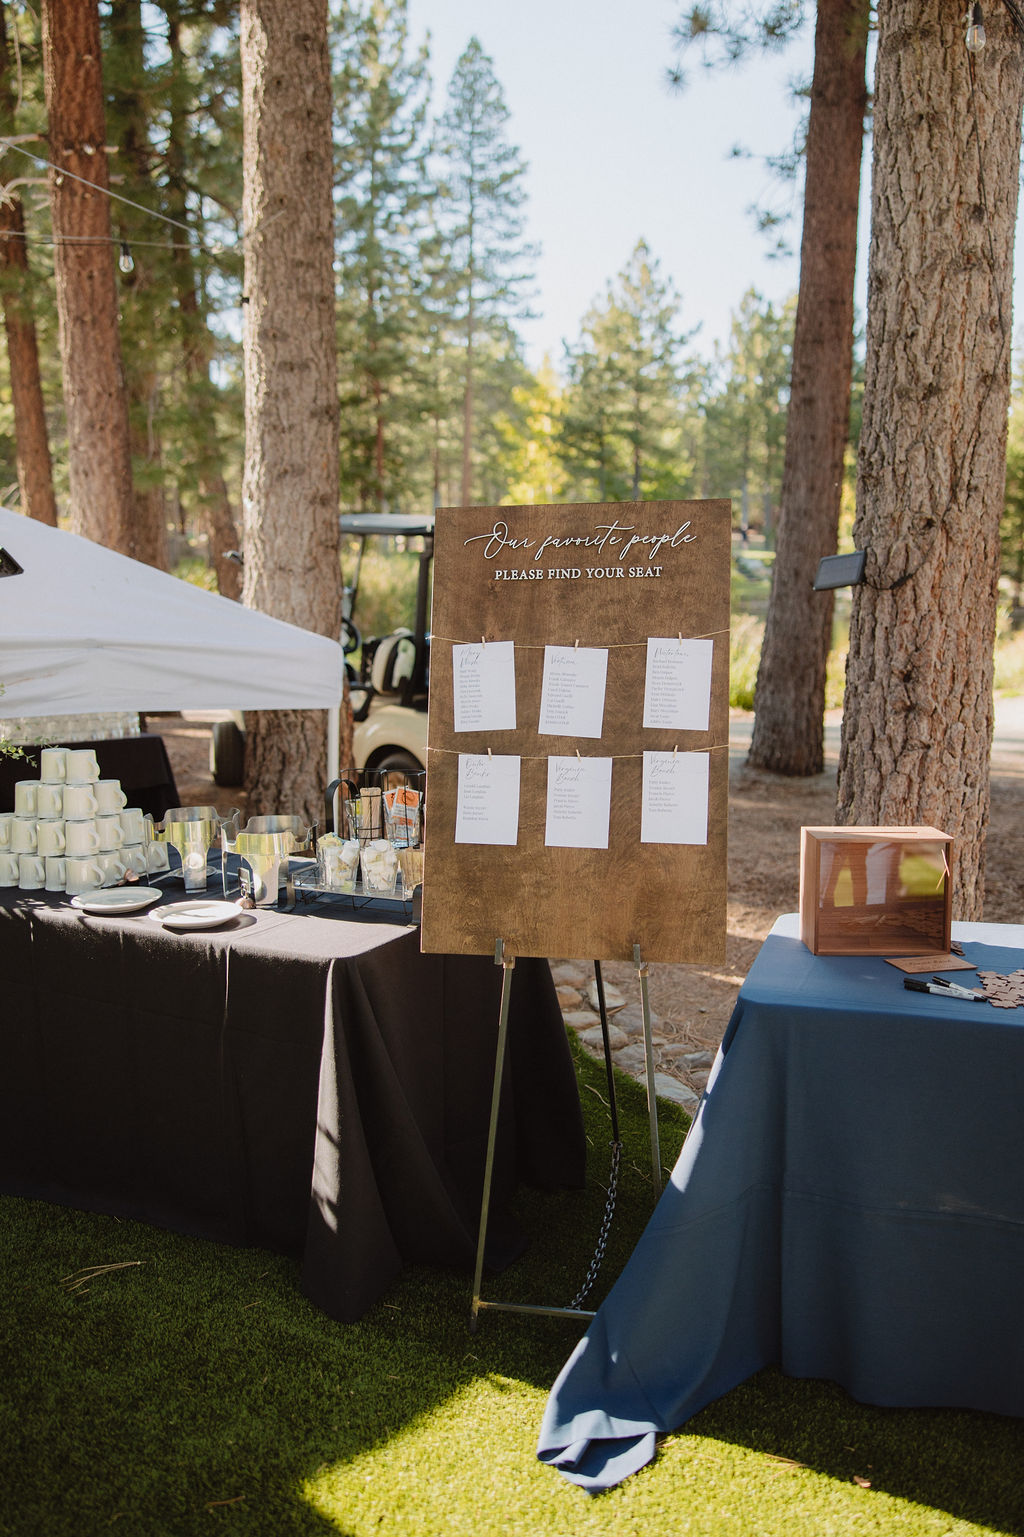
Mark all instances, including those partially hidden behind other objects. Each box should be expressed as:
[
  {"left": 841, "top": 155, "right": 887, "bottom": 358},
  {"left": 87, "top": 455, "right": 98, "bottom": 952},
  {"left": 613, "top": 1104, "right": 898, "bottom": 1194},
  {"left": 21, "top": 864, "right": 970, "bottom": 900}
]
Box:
[{"left": 538, "top": 915, "right": 1024, "bottom": 1491}]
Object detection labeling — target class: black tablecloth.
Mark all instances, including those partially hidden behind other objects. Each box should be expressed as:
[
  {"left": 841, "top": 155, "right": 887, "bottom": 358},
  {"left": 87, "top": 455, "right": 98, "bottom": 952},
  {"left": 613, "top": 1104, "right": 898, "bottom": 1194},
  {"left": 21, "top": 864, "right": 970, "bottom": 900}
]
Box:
[
  {"left": 0, "top": 734, "right": 180, "bottom": 819},
  {"left": 0, "top": 883, "right": 585, "bottom": 1321}
]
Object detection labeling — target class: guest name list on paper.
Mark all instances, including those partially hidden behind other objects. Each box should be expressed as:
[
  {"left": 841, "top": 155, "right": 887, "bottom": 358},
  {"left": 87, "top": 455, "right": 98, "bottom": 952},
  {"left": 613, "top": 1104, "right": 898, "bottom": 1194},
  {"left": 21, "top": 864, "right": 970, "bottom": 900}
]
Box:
[
  {"left": 452, "top": 641, "right": 516, "bottom": 732},
  {"left": 641, "top": 751, "right": 709, "bottom": 845},
  {"left": 538, "top": 645, "right": 608, "bottom": 738},
  {"left": 643, "top": 637, "right": 713, "bottom": 732},
  {"left": 545, "top": 757, "right": 613, "bottom": 849},
  {"left": 455, "top": 754, "right": 520, "bottom": 846}
]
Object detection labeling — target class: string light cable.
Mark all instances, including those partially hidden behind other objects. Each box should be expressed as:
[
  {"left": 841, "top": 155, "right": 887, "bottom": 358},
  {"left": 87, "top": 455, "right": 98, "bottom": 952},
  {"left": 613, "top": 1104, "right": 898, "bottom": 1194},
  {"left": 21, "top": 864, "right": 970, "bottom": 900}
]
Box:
[{"left": 0, "top": 134, "right": 233, "bottom": 264}]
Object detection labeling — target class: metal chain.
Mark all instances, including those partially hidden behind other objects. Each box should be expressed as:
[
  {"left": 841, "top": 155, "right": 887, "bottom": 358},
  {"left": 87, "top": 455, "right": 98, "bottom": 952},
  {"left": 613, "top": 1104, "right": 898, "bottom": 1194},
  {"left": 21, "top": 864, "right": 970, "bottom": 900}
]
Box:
[{"left": 566, "top": 1139, "right": 622, "bottom": 1311}]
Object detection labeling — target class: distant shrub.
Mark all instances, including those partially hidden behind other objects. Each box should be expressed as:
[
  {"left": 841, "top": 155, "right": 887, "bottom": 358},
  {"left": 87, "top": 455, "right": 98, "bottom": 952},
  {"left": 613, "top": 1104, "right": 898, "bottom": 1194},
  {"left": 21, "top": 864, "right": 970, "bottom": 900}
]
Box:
[
  {"left": 825, "top": 645, "right": 847, "bottom": 711},
  {"left": 174, "top": 556, "right": 218, "bottom": 592},
  {"left": 994, "top": 604, "right": 1024, "bottom": 696},
  {"left": 729, "top": 613, "right": 763, "bottom": 710},
  {"left": 342, "top": 541, "right": 422, "bottom": 648},
  {"left": 730, "top": 613, "right": 847, "bottom": 714}
]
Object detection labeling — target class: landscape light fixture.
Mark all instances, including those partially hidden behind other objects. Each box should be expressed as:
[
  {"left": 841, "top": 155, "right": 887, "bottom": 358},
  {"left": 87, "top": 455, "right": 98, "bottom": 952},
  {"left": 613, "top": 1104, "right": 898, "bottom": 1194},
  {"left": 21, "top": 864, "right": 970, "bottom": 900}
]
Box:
[
  {"left": 812, "top": 551, "right": 867, "bottom": 591},
  {"left": 965, "top": 2, "right": 987, "bottom": 51},
  {"left": 118, "top": 241, "right": 134, "bottom": 274}
]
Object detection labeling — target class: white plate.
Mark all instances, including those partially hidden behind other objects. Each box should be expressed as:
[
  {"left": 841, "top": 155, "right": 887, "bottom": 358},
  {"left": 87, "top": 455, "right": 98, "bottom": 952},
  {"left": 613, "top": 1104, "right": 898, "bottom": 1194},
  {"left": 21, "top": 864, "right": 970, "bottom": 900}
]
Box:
[
  {"left": 69, "top": 886, "right": 165, "bottom": 916},
  {"left": 148, "top": 899, "right": 242, "bottom": 931}
]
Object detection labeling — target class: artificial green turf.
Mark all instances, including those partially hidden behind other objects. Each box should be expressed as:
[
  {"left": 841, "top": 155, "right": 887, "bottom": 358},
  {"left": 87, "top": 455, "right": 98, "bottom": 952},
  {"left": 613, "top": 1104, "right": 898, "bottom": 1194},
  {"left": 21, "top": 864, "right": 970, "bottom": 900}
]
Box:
[{"left": 1, "top": 1041, "right": 1022, "bottom": 1537}]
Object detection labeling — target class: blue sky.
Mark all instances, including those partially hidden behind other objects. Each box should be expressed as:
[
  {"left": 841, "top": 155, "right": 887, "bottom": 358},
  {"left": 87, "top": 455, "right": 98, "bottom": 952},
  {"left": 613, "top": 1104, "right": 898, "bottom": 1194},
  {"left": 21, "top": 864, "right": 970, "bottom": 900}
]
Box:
[
  {"left": 406, "top": 0, "right": 1024, "bottom": 381},
  {"left": 405, "top": 0, "right": 857, "bottom": 369}
]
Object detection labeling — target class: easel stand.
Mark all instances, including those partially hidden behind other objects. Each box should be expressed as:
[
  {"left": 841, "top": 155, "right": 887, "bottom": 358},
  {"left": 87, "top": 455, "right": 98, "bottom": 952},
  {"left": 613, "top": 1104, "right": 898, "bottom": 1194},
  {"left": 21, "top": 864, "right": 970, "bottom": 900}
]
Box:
[{"left": 469, "top": 942, "right": 661, "bottom": 1331}]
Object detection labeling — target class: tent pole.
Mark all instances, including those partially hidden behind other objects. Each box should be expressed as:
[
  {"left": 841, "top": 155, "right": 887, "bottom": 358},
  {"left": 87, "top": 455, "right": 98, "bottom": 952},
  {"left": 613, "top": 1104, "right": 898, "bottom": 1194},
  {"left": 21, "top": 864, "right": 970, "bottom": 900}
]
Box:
[{"left": 326, "top": 706, "right": 340, "bottom": 790}]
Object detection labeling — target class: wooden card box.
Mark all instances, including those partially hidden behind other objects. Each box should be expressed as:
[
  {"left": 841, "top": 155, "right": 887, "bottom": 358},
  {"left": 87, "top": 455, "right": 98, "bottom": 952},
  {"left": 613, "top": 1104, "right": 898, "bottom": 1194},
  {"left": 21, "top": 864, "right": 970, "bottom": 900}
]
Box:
[{"left": 799, "top": 826, "right": 952, "bottom": 956}]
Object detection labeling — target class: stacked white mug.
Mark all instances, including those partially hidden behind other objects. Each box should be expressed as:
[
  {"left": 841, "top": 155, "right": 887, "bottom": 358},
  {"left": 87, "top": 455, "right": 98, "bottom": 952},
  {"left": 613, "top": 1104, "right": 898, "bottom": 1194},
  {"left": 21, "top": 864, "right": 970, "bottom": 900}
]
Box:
[{"left": 0, "top": 747, "right": 150, "bottom": 895}]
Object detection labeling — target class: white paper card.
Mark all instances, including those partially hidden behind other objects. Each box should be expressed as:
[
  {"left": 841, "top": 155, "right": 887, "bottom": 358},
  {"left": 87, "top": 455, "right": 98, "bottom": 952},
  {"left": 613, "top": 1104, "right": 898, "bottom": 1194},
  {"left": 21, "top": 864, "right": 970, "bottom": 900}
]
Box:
[
  {"left": 545, "top": 756, "right": 613, "bottom": 849},
  {"left": 538, "top": 645, "right": 608, "bottom": 738},
  {"left": 641, "top": 751, "right": 709, "bottom": 845},
  {"left": 452, "top": 641, "right": 516, "bottom": 732},
  {"left": 455, "top": 754, "right": 521, "bottom": 845},
  {"left": 643, "top": 637, "right": 713, "bottom": 731}
]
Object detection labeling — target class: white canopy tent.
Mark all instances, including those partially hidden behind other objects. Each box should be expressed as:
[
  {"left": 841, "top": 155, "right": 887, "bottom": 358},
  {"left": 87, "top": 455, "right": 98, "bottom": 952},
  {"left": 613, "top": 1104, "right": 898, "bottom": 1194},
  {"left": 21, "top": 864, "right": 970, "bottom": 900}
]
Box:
[{"left": 0, "top": 507, "right": 345, "bottom": 777}]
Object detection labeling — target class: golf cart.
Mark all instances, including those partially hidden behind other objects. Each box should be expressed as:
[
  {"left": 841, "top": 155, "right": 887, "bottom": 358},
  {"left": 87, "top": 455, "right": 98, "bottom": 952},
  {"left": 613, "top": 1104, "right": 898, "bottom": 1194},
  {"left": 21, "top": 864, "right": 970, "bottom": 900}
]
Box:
[{"left": 208, "top": 512, "right": 433, "bottom": 785}]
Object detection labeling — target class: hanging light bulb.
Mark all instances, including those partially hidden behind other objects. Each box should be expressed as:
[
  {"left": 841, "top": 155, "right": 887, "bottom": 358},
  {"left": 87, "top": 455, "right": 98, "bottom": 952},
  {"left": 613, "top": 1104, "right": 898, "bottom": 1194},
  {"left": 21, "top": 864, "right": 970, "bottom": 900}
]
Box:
[
  {"left": 965, "top": 2, "right": 986, "bottom": 52},
  {"left": 118, "top": 241, "right": 134, "bottom": 274}
]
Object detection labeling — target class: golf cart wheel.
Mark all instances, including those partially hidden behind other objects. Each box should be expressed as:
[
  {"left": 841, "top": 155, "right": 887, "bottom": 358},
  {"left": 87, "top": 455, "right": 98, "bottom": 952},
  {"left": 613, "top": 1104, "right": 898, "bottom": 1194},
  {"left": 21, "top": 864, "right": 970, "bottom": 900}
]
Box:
[
  {"left": 373, "top": 750, "right": 423, "bottom": 775},
  {"left": 210, "top": 720, "right": 245, "bottom": 786}
]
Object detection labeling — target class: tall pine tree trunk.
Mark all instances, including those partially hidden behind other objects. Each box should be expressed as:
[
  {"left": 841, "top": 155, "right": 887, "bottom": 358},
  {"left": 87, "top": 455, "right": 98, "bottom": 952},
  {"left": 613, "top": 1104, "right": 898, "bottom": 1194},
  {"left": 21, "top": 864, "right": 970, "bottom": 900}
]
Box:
[
  {"left": 0, "top": 5, "right": 57, "bottom": 526},
  {"left": 108, "top": 0, "right": 167, "bottom": 570},
  {"left": 837, "top": 0, "right": 1024, "bottom": 917},
  {"left": 0, "top": 196, "right": 57, "bottom": 527},
  {"left": 748, "top": 0, "right": 868, "bottom": 775},
  {"left": 240, "top": 0, "right": 347, "bottom": 819},
  {"left": 164, "top": 0, "right": 241, "bottom": 600},
  {"left": 41, "top": 0, "right": 135, "bottom": 552},
  {"left": 460, "top": 286, "right": 474, "bottom": 505}
]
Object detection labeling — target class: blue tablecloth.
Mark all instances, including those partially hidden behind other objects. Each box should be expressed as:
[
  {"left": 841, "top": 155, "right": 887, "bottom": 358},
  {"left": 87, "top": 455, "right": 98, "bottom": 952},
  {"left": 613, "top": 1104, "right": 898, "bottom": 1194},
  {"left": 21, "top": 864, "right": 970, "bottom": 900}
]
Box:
[{"left": 538, "top": 917, "right": 1024, "bottom": 1491}]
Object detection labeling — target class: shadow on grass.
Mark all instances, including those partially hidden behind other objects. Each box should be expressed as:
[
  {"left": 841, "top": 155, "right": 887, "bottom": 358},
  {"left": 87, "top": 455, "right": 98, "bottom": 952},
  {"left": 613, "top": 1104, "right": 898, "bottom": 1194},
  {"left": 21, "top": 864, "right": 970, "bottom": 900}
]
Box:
[
  {"left": 3, "top": 1051, "right": 1019, "bottom": 1536},
  {"left": 0, "top": 1046, "right": 676, "bottom": 1536},
  {"left": 679, "top": 1368, "right": 1024, "bottom": 1537}
]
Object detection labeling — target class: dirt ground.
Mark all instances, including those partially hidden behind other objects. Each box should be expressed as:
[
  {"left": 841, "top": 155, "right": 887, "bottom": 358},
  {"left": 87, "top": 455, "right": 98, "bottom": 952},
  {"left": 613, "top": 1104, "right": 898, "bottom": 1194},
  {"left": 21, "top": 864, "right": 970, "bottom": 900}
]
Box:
[{"left": 152, "top": 711, "right": 1024, "bottom": 1079}]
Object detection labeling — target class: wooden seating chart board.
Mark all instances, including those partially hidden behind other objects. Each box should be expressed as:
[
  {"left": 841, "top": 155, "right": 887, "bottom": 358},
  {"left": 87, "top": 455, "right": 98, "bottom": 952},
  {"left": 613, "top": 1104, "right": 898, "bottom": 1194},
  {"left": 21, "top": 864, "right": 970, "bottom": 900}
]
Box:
[{"left": 420, "top": 500, "right": 731, "bottom": 963}]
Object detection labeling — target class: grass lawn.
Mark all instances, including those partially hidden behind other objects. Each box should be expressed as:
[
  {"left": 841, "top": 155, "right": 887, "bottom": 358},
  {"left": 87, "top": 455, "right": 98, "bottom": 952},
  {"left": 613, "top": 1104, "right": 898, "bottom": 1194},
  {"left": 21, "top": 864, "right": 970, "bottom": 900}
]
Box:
[{"left": 1, "top": 1044, "right": 1021, "bottom": 1537}]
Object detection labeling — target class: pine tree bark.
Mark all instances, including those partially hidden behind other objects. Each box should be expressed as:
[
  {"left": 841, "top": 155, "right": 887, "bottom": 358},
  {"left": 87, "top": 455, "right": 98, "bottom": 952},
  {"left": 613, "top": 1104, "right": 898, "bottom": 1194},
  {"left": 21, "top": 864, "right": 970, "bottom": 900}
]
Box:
[
  {"left": 164, "top": 0, "right": 241, "bottom": 600},
  {"left": 108, "top": 0, "right": 168, "bottom": 571},
  {"left": 747, "top": 0, "right": 868, "bottom": 774},
  {"left": 836, "top": 0, "right": 1024, "bottom": 917},
  {"left": 461, "top": 287, "right": 474, "bottom": 505},
  {"left": 0, "top": 195, "right": 57, "bottom": 527},
  {"left": 239, "top": 0, "right": 347, "bottom": 820},
  {"left": 0, "top": 5, "right": 57, "bottom": 526},
  {"left": 41, "top": 0, "right": 135, "bottom": 552}
]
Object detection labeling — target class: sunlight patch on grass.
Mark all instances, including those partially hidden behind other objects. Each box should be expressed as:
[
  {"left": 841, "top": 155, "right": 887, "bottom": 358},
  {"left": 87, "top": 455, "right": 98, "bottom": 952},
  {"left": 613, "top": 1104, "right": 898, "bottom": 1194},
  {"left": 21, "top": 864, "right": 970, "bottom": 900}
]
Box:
[{"left": 299, "top": 1380, "right": 974, "bottom": 1537}]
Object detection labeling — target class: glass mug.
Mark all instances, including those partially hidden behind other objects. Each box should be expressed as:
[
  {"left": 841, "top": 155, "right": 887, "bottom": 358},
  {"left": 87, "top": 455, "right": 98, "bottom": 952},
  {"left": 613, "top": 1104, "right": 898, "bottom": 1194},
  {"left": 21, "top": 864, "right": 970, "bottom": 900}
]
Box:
[
  {"left": 64, "top": 820, "right": 102, "bottom": 857},
  {"left": 36, "top": 819, "right": 66, "bottom": 857},
  {"left": 35, "top": 786, "right": 62, "bottom": 823},
  {"left": 120, "top": 843, "right": 149, "bottom": 877},
  {"left": 11, "top": 817, "right": 38, "bottom": 855},
  {"left": 95, "top": 780, "right": 128, "bottom": 814},
  {"left": 119, "top": 807, "right": 148, "bottom": 844},
  {"left": 63, "top": 784, "right": 99, "bottom": 820},
  {"left": 18, "top": 853, "right": 46, "bottom": 889},
  {"left": 64, "top": 856, "right": 104, "bottom": 895},
  {"left": 13, "top": 781, "right": 38, "bottom": 815},
  {"left": 39, "top": 747, "right": 69, "bottom": 783},
  {"left": 95, "top": 814, "right": 125, "bottom": 852},
  {"left": 96, "top": 851, "right": 126, "bottom": 887},
  {"left": 36, "top": 782, "right": 64, "bottom": 818},
  {"left": 146, "top": 840, "right": 170, "bottom": 874},
  {"left": 45, "top": 855, "right": 66, "bottom": 892},
  {"left": 64, "top": 749, "right": 100, "bottom": 783}
]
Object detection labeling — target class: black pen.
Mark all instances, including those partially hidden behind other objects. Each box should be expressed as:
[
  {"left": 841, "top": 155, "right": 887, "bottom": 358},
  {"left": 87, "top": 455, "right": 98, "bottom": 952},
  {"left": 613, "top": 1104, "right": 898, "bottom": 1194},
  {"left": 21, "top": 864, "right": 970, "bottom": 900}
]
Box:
[
  {"left": 904, "top": 977, "right": 984, "bottom": 1001},
  {"left": 929, "top": 975, "right": 985, "bottom": 1000}
]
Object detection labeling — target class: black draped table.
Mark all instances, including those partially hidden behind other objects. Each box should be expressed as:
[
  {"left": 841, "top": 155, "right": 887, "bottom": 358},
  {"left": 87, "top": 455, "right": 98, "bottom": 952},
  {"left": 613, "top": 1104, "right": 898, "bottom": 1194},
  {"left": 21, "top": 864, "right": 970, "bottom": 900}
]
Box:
[
  {"left": 0, "top": 733, "right": 180, "bottom": 820},
  {"left": 539, "top": 914, "right": 1024, "bottom": 1490},
  {"left": 0, "top": 880, "right": 585, "bottom": 1321}
]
